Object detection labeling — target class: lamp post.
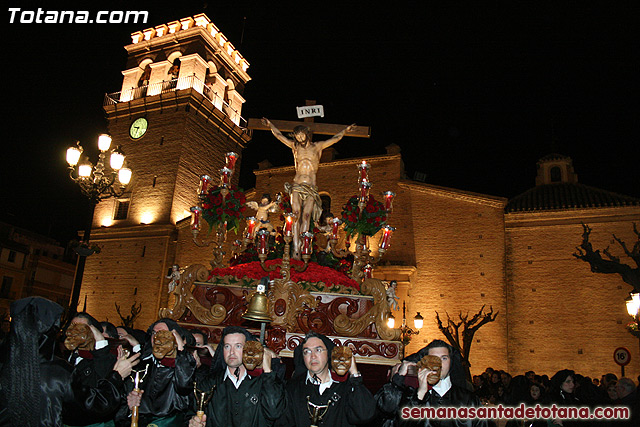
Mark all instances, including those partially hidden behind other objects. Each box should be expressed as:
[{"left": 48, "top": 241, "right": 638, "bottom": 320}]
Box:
[
  {"left": 626, "top": 292, "right": 640, "bottom": 339},
  {"left": 386, "top": 301, "right": 423, "bottom": 358},
  {"left": 65, "top": 134, "right": 132, "bottom": 317}
]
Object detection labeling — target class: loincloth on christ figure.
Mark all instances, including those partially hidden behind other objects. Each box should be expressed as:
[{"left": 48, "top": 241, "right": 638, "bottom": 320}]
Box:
[{"left": 284, "top": 182, "right": 323, "bottom": 226}]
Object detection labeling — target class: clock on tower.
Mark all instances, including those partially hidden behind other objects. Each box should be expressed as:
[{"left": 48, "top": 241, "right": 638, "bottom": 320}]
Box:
[{"left": 129, "top": 117, "right": 148, "bottom": 139}]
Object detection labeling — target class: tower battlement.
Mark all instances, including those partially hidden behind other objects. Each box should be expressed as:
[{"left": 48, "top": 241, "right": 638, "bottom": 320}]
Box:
[{"left": 129, "top": 14, "right": 249, "bottom": 77}]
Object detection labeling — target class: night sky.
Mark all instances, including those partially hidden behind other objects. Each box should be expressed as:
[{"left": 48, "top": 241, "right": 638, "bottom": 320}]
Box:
[{"left": 2, "top": 1, "right": 638, "bottom": 245}]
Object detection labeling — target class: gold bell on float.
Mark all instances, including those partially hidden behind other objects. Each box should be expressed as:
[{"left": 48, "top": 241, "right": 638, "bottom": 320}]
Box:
[{"left": 243, "top": 278, "right": 272, "bottom": 323}]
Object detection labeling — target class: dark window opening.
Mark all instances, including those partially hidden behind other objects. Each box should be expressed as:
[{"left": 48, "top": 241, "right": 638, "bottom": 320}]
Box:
[
  {"left": 1, "top": 277, "right": 13, "bottom": 298},
  {"left": 115, "top": 200, "right": 130, "bottom": 220}
]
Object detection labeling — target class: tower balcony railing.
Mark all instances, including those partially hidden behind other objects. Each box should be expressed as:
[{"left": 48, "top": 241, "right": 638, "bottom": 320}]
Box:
[{"left": 104, "top": 75, "right": 247, "bottom": 128}]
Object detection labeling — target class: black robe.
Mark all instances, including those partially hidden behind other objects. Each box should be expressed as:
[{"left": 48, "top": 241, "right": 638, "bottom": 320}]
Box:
[
  {"left": 376, "top": 374, "right": 488, "bottom": 427},
  {"left": 194, "top": 368, "right": 286, "bottom": 427},
  {"left": 276, "top": 374, "right": 376, "bottom": 427},
  {"left": 63, "top": 345, "right": 125, "bottom": 426},
  {"left": 115, "top": 349, "right": 195, "bottom": 426}
]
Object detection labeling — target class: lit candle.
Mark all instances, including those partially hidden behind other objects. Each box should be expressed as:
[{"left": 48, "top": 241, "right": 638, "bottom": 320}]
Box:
[
  {"left": 301, "top": 232, "right": 313, "bottom": 255},
  {"left": 284, "top": 213, "right": 295, "bottom": 237},
  {"left": 357, "top": 161, "right": 370, "bottom": 183},
  {"left": 245, "top": 217, "right": 257, "bottom": 239},
  {"left": 199, "top": 175, "right": 211, "bottom": 196},
  {"left": 257, "top": 229, "right": 269, "bottom": 254},
  {"left": 190, "top": 206, "right": 202, "bottom": 230},
  {"left": 330, "top": 217, "right": 342, "bottom": 240},
  {"left": 379, "top": 225, "right": 395, "bottom": 250},
  {"left": 219, "top": 167, "right": 232, "bottom": 186},
  {"left": 225, "top": 152, "right": 238, "bottom": 171},
  {"left": 359, "top": 180, "right": 371, "bottom": 203},
  {"left": 363, "top": 264, "right": 373, "bottom": 279},
  {"left": 383, "top": 191, "right": 395, "bottom": 212}
]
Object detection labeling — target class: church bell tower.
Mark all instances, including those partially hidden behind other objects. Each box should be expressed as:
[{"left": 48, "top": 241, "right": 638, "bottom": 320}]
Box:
[{"left": 82, "top": 14, "right": 251, "bottom": 326}]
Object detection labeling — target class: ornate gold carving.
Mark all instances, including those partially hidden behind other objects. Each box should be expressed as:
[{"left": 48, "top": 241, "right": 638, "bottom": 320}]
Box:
[
  {"left": 333, "top": 278, "right": 401, "bottom": 341},
  {"left": 159, "top": 264, "right": 226, "bottom": 325},
  {"left": 267, "top": 277, "right": 317, "bottom": 332}
]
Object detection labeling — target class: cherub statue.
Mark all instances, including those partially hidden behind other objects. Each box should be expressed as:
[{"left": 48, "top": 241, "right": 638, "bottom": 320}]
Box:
[
  {"left": 386, "top": 280, "right": 400, "bottom": 311},
  {"left": 166, "top": 264, "right": 181, "bottom": 293},
  {"left": 245, "top": 193, "right": 279, "bottom": 235},
  {"left": 316, "top": 214, "right": 335, "bottom": 253}
]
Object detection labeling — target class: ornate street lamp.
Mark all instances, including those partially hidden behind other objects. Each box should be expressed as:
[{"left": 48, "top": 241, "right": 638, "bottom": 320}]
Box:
[
  {"left": 625, "top": 292, "right": 640, "bottom": 339},
  {"left": 387, "top": 301, "right": 423, "bottom": 357},
  {"left": 66, "top": 134, "right": 132, "bottom": 317}
]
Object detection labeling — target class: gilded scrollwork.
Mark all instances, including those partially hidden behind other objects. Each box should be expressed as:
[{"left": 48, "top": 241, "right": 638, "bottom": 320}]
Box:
[
  {"left": 158, "top": 264, "right": 226, "bottom": 325},
  {"left": 267, "top": 278, "right": 317, "bottom": 332},
  {"left": 333, "top": 278, "right": 401, "bottom": 341}
]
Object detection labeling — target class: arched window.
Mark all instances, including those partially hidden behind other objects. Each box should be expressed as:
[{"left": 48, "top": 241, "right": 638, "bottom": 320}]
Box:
[{"left": 550, "top": 166, "right": 562, "bottom": 183}]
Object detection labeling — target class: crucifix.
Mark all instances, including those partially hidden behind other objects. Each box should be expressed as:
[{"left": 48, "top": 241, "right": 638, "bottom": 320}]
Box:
[{"left": 248, "top": 101, "right": 371, "bottom": 260}]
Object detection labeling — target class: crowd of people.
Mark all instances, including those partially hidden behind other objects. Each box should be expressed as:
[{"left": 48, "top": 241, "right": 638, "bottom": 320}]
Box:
[{"left": 0, "top": 296, "right": 638, "bottom": 427}]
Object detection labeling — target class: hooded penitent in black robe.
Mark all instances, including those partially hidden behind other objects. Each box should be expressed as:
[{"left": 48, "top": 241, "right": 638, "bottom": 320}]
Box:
[
  {"left": 275, "top": 332, "right": 376, "bottom": 427},
  {"left": 115, "top": 318, "right": 196, "bottom": 427},
  {"left": 191, "top": 325, "right": 286, "bottom": 427},
  {"left": 0, "top": 297, "right": 74, "bottom": 427},
  {"left": 63, "top": 312, "right": 125, "bottom": 427},
  {"left": 375, "top": 342, "right": 488, "bottom": 427}
]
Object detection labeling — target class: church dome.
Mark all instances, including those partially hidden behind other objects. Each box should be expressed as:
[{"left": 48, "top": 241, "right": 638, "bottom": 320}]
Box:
[{"left": 505, "top": 154, "right": 640, "bottom": 212}]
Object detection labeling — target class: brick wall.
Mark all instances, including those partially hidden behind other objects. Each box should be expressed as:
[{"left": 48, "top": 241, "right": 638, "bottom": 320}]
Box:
[
  {"left": 401, "top": 182, "right": 509, "bottom": 375},
  {"left": 506, "top": 208, "right": 640, "bottom": 379},
  {"left": 81, "top": 225, "right": 175, "bottom": 328}
]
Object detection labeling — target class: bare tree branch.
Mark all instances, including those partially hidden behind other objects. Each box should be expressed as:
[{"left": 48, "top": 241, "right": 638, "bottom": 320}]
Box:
[
  {"left": 435, "top": 305, "right": 499, "bottom": 383},
  {"left": 574, "top": 223, "right": 640, "bottom": 292},
  {"left": 115, "top": 301, "right": 142, "bottom": 329}
]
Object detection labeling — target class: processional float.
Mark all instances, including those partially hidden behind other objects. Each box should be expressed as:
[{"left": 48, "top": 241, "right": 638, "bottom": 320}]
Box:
[{"left": 159, "top": 151, "right": 405, "bottom": 365}]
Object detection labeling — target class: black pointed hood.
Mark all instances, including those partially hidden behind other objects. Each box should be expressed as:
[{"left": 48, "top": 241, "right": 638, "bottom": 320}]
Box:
[{"left": 142, "top": 318, "right": 195, "bottom": 358}]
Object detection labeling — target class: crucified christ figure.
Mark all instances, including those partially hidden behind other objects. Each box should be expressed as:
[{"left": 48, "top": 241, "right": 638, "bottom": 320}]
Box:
[{"left": 262, "top": 118, "right": 356, "bottom": 259}]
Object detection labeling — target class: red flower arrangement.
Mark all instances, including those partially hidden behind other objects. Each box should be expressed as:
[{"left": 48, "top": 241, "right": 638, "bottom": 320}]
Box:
[
  {"left": 209, "top": 260, "right": 360, "bottom": 291},
  {"left": 202, "top": 185, "right": 247, "bottom": 233},
  {"left": 341, "top": 195, "right": 387, "bottom": 237},
  {"left": 277, "top": 192, "right": 292, "bottom": 217}
]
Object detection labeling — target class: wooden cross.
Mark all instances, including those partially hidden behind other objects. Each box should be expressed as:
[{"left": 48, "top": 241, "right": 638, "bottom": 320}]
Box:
[{"left": 248, "top": 100, "right": 371, "bottom": 138}]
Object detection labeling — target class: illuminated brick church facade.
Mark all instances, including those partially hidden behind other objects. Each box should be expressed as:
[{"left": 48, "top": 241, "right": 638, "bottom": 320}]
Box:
[{"left": 80, "top": 14, "right": 640, "bottom": 379}]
